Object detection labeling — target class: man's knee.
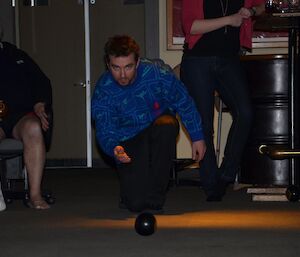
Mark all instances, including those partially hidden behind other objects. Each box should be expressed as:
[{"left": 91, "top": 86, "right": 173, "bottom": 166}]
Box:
[
  {"left": 126, "top": 198, "right": 147, "bottom": 212},
  {"left": 154, "top": 114, "right": 178, "bottom": 126},
  {"left": 25, "top": 119, "right": 43, "bottom": 135},
  {"left": 153, "top": 114, "right": 179, "bottom": 135}
]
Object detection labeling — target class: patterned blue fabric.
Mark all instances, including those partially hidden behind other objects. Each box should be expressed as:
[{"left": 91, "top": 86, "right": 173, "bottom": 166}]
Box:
[{"left": 91, "top": 59, "right": 204, "bottom": 156}]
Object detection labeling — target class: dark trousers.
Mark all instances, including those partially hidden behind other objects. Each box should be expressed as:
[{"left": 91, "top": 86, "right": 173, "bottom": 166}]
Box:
[
  {"left": 181, "top": 55, "right": 253, "bottom": 195},
  {"left": 117, "top": 114, "right": 179, "bottom": 212}
]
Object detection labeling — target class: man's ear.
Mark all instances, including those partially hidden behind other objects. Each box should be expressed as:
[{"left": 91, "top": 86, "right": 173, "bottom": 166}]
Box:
[
  {"left": 136, "top": 58, "right": 140, "bottom": 69},
  {"left": 105, "top": 55, "right": 111, "bottom": 69}
]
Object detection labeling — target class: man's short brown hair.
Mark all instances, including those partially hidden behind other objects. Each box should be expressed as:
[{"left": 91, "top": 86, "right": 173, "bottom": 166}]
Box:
[{"left": 104, "top": 35, "right": 140, "bottom": 63}]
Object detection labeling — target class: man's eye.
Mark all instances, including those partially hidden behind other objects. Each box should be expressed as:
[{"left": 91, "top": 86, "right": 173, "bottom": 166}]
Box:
[
  {"left": 125, "top": 65, "right": 134, "bottom": 70},
  {"left": 112, "top": 66, "right": 120, "bottom": 71}
]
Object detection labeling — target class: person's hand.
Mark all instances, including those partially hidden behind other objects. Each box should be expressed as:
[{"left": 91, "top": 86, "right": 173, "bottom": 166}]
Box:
[
  {"left": 228, "top": 13, "right": 244, "bottom": 27},
  {"left": 33, "top": 102, "right": 49, "bottom": 131},
  {"left": 192, "top": 140, "right": 206, "bottom": 162},
  {"left": 238, "top": 7, "right": 253, "bottom": 19},
  {"left": 114, "top": 145, "right": 132, "bottom": 163}
]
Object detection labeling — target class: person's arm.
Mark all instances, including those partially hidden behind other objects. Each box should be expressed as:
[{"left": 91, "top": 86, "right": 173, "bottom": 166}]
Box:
[
  {"left": 183, "top": 0, "right": 264, "bottom": 36},
  {"left": 239, "top": 3, "right": 265, "bottom": 19},
  {"left": 182, "top": 0, "right": 244, "bottom": 35},
  {"left": 34, "top": 102, "right": 49, "bottom": 131},
  {"left": 161, "top": 72, "right": 206, "bottom": 161},
  {"left": 114, "top": 145, "right": 131, "bottom": 163},
  {"left": 190, "top": 13, "right": 244, "bottom": 35},
  {"left": 20, "top": 50, "right": 52, "bottom": 131},
  {"left": 192, "top": 140, "right": 206, "bottom": 162},
  {"left": 91, "top": 80, "right": 120, "bottom": 157}
]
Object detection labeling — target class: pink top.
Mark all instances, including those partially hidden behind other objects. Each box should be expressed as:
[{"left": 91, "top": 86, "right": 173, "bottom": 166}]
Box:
[{"left": 182, "top": 0, "right": 265, "bottom": 50}]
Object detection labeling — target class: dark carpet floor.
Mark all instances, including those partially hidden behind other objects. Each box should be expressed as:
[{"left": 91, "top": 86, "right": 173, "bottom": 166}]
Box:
[{"left": 1, "top": 168, "right": 300, "bottom": 257}]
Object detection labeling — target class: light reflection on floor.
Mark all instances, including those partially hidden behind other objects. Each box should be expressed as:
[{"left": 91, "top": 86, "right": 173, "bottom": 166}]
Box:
[{"left": 60, "top": 210, "right": 300, "bottom": 230}]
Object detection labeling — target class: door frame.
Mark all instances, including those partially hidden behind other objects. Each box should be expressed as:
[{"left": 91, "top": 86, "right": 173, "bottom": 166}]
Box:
[{"left": 84, "top": 0, "right": 92, "bottom": 167}]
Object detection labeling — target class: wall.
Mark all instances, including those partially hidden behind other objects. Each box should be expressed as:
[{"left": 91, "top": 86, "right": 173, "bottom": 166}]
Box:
[{"left": 0, "top": 1, "right": 15, "bottom": 43}]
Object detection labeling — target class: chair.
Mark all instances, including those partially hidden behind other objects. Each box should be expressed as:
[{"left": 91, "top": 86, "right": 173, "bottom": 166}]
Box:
[
  {"left": 0, "top": 106, "right": 55, "bottom": 206},
  {"left": 167, "top": 64, "right": 199, "bottom": 186},
  {"left": 214, "top": 93, "right": 229, "bottom": 166}
]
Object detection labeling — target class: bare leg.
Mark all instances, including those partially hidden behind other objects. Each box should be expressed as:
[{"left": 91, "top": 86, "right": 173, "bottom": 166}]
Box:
[
  {"left": 12, "top": 115, "right": 49, "bottom": 209},
  {"left": 0, "top": 128, "right": 7, "bottom": 211}
]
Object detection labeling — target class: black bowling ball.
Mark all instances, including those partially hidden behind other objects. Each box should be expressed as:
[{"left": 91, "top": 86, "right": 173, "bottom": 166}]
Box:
[
  {"left": 286, "top": 185, "right": 300, "bottom": 202},
  {"left": 135, "top": 212, "right": 157, "bottom": 236}
]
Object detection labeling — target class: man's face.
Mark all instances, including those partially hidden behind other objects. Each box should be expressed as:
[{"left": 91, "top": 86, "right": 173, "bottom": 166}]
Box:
[{"left": 107, "top": 53, "right": 139, "bottom": 86}]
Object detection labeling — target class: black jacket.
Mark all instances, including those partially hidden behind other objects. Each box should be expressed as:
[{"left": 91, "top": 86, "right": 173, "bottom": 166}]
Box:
[{"left": 0, "top": 41, "right": 52, "bottom": 117}]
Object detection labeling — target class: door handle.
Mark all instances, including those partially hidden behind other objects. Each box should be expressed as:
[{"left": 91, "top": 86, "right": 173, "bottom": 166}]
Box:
[
  {"left": 77, "top": 0, "right": 96, "bottom": 4},
  {"left": 259, "top": 144, "right": 300, "bottom": 160},
  {"left": 73, "top": 82, "right": 86, "bottom": 88}
]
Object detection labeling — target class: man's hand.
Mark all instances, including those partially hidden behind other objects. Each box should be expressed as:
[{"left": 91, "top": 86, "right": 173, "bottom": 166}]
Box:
[
  {"left": 114, "top": 145, "right": 132, "bottom": 163},
  {"left": 192, "top": 140, "right": 206, "bottom": 162},
  {"left": 33, "top": 102, "right": 49, "bottom": 131}
]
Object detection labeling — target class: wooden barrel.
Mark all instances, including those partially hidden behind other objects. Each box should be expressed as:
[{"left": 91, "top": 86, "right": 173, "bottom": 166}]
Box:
[{"left": 240, "top": 55, "right": 289, "bottom": 186}]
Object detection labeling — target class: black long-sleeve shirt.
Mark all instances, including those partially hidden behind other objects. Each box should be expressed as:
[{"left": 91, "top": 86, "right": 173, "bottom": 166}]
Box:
[{"left": 0, "top": 41, "right": 52, "bottom": 118}]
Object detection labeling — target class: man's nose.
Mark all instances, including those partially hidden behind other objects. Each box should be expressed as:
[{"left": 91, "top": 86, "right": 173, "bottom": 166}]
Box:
[{"left": 120, "top": 68, "right": 126, "bottom": 77}]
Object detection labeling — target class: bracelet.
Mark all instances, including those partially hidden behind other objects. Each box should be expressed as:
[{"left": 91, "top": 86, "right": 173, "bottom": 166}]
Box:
[{"left": 250, "top": 7, "right": 256, "bottom": 17}]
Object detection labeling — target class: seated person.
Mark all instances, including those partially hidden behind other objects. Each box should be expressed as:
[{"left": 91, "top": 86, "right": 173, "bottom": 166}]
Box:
[
  {"left": 91, "top": 35, "right": 206, "bottom": 213},
  {"left": 0, "top": 26, "right": 52, "bottom": 210}
]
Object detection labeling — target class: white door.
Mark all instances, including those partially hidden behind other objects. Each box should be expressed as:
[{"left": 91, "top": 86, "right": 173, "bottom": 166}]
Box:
[
  {"left": 17, "top": 0, "right": 91, "bottom": 167},
  {"left": 16, "top": 0, "right": 145, "bottom": 167}
]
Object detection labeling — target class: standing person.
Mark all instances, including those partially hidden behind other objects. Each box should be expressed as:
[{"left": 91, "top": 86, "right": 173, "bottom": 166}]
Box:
[
  {"left": 180, "top": 0, "right": 265, "bottom": 201},
  {"left": 0, "top": 25, "right": 52, "bottom": 210},
  {"left": 92, "top": 35, "right": 206, "bottom": 213}
]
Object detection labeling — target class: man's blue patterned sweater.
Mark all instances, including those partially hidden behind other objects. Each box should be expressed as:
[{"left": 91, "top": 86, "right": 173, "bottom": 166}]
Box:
[{"left": 91, "top": 59, "right": 204, "bottom": 157}]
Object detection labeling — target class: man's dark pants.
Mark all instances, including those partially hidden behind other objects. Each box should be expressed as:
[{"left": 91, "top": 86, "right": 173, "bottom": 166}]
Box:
[{"left": 117, "top": 114, "right": 179, "bottom": 212}]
